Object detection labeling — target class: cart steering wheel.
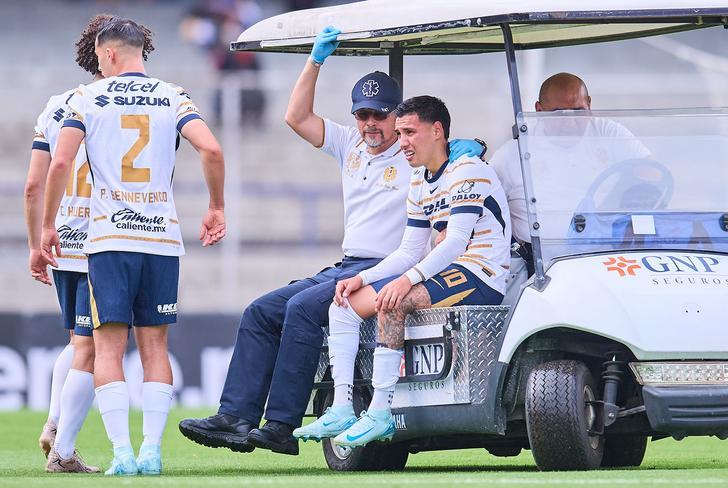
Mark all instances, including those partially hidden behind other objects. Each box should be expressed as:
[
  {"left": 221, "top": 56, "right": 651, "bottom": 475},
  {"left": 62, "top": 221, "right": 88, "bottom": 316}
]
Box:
[{"left": 578, "top": 157, "right": 674, "bottom": 212}]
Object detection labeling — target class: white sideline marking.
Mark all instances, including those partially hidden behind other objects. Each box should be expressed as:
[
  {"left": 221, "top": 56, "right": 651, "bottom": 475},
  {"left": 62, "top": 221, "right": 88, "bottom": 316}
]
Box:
[{"left": 139, "top": 477, "right": 728, "bottom": 486}]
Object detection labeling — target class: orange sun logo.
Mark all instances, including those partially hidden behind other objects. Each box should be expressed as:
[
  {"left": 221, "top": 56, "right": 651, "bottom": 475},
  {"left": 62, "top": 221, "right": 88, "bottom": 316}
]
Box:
[{"left": 603, "top": 256, "right": 641, "bottom": 277}]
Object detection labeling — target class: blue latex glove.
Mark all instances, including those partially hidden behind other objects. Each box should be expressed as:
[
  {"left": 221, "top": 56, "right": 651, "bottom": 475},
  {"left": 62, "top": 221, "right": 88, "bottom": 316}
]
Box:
[
  {"left": 448, "top": 139, "right": 485, "bottom": 162},
  {"left": 311, "top": 26, "right": 341, "bottom": 64}
]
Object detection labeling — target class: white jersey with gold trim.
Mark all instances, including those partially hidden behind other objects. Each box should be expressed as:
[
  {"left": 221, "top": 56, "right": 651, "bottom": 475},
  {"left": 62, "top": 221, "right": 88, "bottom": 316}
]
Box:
[
  {"left": 33, "top": 87, "right": 90, "bottom": 272},
  {"left": 407, "top": 156, "right": 511, "bottom": 293},
  {"left": 63, "top": 73, "right": 202, "bottom": 256}
]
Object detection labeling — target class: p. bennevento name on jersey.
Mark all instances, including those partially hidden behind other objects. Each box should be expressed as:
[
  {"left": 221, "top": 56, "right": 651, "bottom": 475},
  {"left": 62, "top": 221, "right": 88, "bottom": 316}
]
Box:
[
  {"left": 99, "top": 188, "right": 168, "bottom": 204},
  {"left": 111, "top": 209, "right": 166, "bottom": 233}
]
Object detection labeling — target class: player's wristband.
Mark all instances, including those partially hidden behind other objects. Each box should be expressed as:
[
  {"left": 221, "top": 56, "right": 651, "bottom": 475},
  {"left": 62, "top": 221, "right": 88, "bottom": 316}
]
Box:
[
  {"left": 358, "top": 272, "right": 370, "bottom": 286},
  {"left": 405, "top": 267, "right": 425, "bottom": 286}
]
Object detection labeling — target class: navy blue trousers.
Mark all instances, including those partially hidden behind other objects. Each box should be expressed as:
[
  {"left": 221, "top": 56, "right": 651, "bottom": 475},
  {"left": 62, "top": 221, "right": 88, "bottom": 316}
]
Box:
[{"left": 218, "top": 256, "right": 381, "bottom": 427}]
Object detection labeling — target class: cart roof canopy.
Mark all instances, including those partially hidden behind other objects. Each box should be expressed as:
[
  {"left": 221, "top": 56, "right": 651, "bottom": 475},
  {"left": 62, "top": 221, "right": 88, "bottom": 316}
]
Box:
[{"left": 232, "top": 0, "right": 727, "bottom": 55}]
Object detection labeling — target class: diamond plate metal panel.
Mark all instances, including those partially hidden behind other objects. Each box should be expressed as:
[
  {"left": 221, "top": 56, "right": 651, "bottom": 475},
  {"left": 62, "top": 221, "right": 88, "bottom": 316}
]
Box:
[
  {"left": 315, "top": 305, "right": 509, "bottom": 401},
  {"left": 463, "top": 306, "right": 509, "bottom": 404}
]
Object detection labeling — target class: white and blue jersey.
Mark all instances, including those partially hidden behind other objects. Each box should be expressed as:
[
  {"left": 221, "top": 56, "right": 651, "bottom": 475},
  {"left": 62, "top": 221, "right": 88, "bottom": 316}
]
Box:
[
  {"left": 33, "top": 87, "right": 90, "bottom": 272},
  {"left": 63, "top": 73, "right": 202, "bottom": 257},
  {"left": 406, "top": 157, "right": 511, "bottom": 293}
]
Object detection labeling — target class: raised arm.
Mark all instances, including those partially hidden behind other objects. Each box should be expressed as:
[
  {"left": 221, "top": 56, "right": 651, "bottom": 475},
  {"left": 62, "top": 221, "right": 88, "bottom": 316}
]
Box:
[
  {"left": 180, "top": 118, "right": 226, "bottom": 246},
  {"left": 284, "top": 27, "right": 340, "bottom": 147}
]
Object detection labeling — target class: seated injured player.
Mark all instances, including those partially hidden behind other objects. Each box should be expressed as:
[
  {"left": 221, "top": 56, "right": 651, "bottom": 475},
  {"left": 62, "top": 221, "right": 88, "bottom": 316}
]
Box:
[{"left": 293, "top": 95, "right": 511, "bottom": 447}]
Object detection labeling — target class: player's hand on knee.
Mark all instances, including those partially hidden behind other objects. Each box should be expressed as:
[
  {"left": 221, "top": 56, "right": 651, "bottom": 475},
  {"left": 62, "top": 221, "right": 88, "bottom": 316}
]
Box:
[
  {"left": 335, "top": 275, "right": 363, "bottom": 306},
  {"left": 28, "top": 249, "right": 51, "bottom": 286},
  {"left": 200, "top": 208, "right": 226, "bottom": 247},
  {"left": 375, "top": 275, "right": 412, "bottom": 312}
]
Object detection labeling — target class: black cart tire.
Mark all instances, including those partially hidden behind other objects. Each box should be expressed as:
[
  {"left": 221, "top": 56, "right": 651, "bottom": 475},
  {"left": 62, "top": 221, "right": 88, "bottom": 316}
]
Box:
[
  {"left": 526, "top": 360, "right": 604, "bottom": 471},
  {"left": 601, "top": 435, "right": 647, "bottom": 468},
  {"left": 319, "top": 388, "right": 408, "bottom": 471}
]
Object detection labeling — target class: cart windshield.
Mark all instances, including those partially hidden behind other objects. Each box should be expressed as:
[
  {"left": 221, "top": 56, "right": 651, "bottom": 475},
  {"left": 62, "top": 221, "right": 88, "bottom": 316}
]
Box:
[{"left": 518, "top": 108, "right": 728, "bottom": 265}]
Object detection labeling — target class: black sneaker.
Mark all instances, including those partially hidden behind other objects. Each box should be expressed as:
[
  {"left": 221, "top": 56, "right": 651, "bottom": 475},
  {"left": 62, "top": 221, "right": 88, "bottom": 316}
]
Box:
[
  {"left": 247, "top": 421, "right": 299, "bottom": 455},
  {"left": 179, "top": 413, "right": 256, "bottom": 453}
]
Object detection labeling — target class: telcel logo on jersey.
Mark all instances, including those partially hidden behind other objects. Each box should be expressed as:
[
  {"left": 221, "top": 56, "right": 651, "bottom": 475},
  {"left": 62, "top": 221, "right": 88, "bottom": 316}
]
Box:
[
  {"left": 111, "top": 209, "right": 166, "bottom": 233},
  {"left": 106, "top": 80, "right": 161, "bottom": 93},
  {"left": 100, "top": 80, "right": 171, "bottom": 106},
  {"left": 157, "top": 303, "right": 177, "bottom": 315}
]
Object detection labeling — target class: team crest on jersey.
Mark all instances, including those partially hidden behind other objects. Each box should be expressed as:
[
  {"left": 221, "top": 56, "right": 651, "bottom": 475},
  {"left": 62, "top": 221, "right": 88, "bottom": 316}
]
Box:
[
  {"left": 376, "top": 165, "right": 399, "bottom": 191},
  {"left": 345, "top": 152, "right": 362, "bottom": 177},
  {"left": 383, "top": 166, "right": 397, "bottom": 182}
]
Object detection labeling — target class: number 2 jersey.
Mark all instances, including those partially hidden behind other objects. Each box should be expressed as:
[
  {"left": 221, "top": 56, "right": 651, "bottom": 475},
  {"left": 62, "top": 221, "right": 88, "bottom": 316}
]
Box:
[
  {"left": 63, "top": 72, "right": 202, "bottom": 256},
  {"left": 33, "top": 87, "right": 90, "bottom": 272}
]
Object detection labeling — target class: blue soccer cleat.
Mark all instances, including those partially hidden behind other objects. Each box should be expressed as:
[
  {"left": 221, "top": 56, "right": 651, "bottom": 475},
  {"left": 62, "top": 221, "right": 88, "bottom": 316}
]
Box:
[
  {"left": 333, "top": 409, "right": 395, "bottom": 447},
  {"left": 136, "top": 444, "right": 162, "bottom": 475},
  {"left": 293, "top": 405, "right": 357, "bottom": 441},
  {"left": 104, "top": 446, "right": 138, "bottom": 476}
]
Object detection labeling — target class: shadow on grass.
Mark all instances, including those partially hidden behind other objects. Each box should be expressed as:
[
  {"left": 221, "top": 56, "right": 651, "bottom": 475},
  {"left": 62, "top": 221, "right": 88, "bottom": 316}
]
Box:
[{"left": 171, "top": 464, "right": 540, "bottom": 477}]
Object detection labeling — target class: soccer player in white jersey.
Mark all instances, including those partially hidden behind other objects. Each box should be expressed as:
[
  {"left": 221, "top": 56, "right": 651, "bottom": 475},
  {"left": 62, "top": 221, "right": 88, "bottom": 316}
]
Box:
[
  {"left": 489, "top": 72, "right": 650, "bottom": 245},
  {"left": 25, "top": 14, "right": 154, "bottom": 473},
  {"left": 39, "top": 18, "right": 226, "bottom": 476},
  {"left": 293, "top": 96, "right": 511, "bottom": 446}
]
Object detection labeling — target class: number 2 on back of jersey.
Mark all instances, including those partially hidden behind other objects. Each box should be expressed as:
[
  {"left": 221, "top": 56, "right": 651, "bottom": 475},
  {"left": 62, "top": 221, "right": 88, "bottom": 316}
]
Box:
[{"left": 121, "top": 114, "right": 151, "bottom": 183}]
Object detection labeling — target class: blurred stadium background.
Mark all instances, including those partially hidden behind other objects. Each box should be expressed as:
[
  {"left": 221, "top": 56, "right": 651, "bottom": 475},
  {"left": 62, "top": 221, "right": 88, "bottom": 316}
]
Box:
[{"left": 1, "top": 0, "right": 726, "bottom": 410}]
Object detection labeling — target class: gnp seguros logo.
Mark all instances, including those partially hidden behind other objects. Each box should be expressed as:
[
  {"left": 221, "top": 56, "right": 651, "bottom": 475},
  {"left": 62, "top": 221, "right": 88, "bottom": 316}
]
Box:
[{"left": 602, "top": 254, "right": 727, "bottom": 286}]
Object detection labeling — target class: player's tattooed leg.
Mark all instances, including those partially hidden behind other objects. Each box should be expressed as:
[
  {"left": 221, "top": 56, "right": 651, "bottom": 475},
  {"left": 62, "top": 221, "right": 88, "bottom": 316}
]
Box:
[{"left": 377, "top": 284, "right": 431, "bottom": 349}]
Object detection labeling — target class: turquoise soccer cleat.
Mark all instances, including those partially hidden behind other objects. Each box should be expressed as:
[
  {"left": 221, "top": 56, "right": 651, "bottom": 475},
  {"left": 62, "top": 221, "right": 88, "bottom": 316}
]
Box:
[
  {"left": 104, "top": 446, "right": 138, "bottom": 476},
  {"left": 333, "top": 409, "right": 395, "bottom": 448},
  {"left": 293, "top": 405, "right": 357, "bottom": 441},
  {"left": 136, "top": 444, "right": 162, "bottom": 475}
]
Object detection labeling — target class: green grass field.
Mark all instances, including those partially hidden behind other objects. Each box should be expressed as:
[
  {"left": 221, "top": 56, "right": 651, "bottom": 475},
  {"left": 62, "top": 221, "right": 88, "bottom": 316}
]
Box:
[{"left": 2, "top": 409, "right": 728, "bottom": 487}]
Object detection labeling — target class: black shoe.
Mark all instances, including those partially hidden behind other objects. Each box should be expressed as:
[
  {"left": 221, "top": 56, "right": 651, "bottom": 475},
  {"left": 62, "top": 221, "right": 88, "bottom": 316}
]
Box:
[
  {"left": 179, "top": 413, "right": 255, "bottom": 453},
  {"left": 247, "top": 421, "right": 299, "bottom": 455}
]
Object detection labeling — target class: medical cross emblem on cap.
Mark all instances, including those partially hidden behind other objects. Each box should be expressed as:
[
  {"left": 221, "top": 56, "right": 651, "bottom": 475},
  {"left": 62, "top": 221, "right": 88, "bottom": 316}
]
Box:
[{"left": 362, "top": 80, "right": 380, "bottom": 97}]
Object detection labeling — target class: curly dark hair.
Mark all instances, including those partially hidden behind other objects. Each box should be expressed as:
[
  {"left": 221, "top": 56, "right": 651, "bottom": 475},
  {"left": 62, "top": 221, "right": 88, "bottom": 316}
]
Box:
[{"left": 75, "top": 14, "right": 155, "bottom": 75}]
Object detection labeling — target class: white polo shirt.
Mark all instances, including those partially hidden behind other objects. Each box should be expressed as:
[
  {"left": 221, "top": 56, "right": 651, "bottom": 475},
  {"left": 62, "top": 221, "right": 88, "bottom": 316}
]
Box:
[
  {"left": 489, "top": 117, "right": 651, "bottom": 243},
  {"left": 321, "top": 118, "right": 411, "bottom": 258}
]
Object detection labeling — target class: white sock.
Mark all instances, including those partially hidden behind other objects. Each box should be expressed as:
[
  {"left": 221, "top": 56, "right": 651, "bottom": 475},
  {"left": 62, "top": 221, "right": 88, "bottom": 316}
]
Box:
[
  {"left": 328, "top": 302, "right": 362, "bottom": 407},
  {"left": 96, "top": 381, "right": 131, "bottom": 450},
  {"left": 370, "top": 347, "right": 403, "bottom": 411},
  {"left": 141, "top": 382, "right": 174, "bottom": 447},
  {"left": 48, "top": 344, "right": 74, "bottom": 424},
  {"left": 53, "top": 369, "right": 95, "bottom": 459}
]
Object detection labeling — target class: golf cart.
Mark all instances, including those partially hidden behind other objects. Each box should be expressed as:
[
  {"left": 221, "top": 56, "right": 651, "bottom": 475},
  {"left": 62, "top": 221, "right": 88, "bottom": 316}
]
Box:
[{"left": 233, "top": 0, "right": 728, "bottom": 471}]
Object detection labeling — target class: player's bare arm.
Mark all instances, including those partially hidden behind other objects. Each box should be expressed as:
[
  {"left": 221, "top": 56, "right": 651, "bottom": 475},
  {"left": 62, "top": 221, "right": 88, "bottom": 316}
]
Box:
[
  {"left": 180, "top": 118, "right": 226, "bottom": 246},
  {"left": 40, "top": 126, "right": 84, "bottom": 268},
  {"left": 24, "top": 149, "right": 52, "bottom": 285},
  {"left": 376, "top": 284, "right": 431, "bottom": 350},
  {"left": 284, "top": 27, "right": 340, "bottom": 147}
]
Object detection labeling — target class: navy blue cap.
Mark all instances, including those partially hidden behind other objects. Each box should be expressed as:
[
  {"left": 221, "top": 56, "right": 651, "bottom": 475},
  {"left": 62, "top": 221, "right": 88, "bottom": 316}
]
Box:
[{"left": 351, "top": 71, "right": 402, "bottom": 114}]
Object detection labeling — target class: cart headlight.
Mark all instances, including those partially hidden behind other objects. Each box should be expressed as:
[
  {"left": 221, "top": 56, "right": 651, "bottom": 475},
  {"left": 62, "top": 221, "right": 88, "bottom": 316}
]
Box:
[{"left": 629, "top": 362, "right": 728, "bottom": 386}]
